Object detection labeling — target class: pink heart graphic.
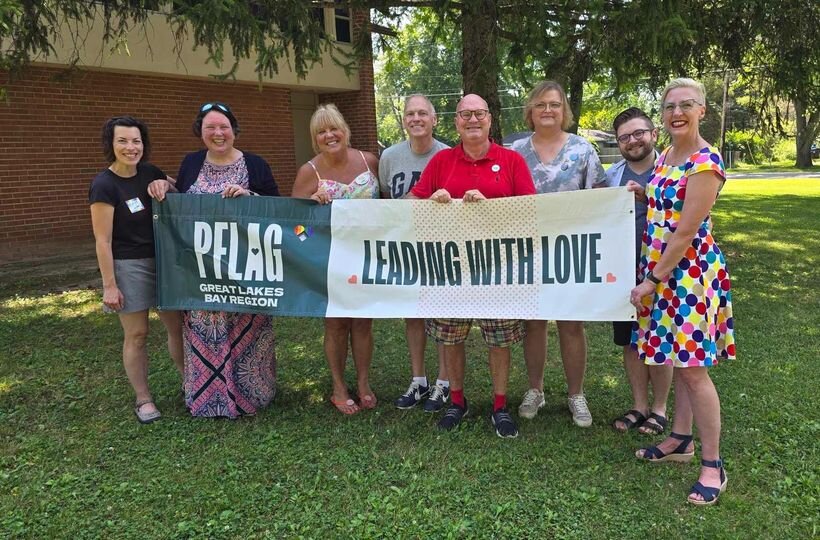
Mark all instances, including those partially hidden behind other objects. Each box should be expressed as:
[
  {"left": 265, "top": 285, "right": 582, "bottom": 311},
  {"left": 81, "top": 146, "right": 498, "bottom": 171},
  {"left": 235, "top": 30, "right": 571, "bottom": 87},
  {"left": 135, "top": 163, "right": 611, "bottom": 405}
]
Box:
[
  {"left": 347, "top": 275, "right": 358, "bottom": 284},
  {"left": 606, "top": 272, "right": 617, "bottom": 283}
]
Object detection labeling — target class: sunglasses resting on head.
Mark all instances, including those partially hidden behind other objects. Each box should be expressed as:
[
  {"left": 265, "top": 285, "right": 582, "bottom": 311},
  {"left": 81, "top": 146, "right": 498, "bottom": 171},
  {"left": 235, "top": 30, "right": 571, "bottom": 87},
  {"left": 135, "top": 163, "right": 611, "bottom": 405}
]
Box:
[{"left": 200, "top": 102, "right": 232, "bottom": 114}]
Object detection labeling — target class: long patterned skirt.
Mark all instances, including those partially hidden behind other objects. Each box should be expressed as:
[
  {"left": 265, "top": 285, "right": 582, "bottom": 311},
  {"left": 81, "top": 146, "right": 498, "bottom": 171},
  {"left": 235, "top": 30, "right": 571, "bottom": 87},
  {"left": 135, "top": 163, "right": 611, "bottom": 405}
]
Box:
[{"left": 183, "top": 310, "right": 277, "bottom": 418}]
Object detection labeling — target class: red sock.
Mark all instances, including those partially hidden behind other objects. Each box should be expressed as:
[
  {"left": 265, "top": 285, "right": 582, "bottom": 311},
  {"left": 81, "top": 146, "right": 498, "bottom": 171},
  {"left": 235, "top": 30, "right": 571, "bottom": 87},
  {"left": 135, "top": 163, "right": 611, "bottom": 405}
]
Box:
[
  {"left": 493, "top": 394, "right": 507, "bottom": 412},
  {"left": 451, "top": 389, "right": 465, "bottom": 407}
]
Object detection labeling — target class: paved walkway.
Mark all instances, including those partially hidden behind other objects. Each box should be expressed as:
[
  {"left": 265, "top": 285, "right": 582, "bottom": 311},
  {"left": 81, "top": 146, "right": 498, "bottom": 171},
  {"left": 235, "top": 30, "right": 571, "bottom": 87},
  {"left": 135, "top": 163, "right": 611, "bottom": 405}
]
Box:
[{"left": 728, "top": 171, "right": 820, "bottom": 179}]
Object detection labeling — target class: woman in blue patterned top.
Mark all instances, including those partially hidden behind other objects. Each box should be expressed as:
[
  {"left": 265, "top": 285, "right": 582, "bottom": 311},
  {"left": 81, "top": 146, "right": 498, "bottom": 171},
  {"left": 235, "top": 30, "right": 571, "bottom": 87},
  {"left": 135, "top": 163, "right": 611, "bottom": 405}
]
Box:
[{"left": 511, "top": 81, "right": 606, "bottom": 428}]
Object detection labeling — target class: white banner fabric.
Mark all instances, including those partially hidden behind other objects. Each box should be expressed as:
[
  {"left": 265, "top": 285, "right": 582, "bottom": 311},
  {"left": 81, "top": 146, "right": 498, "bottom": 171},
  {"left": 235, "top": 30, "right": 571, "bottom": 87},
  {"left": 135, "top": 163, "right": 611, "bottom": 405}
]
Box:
[{"left": 326, "top": 187, "right": 636, "bottom": 321}]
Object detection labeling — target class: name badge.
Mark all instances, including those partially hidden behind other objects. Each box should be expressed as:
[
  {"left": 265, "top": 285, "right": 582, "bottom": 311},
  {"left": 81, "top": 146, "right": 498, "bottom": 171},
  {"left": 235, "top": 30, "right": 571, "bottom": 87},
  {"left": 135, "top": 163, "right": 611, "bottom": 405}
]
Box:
[{"left": 126, "top": 197, "right": 145, "bottom": 213}]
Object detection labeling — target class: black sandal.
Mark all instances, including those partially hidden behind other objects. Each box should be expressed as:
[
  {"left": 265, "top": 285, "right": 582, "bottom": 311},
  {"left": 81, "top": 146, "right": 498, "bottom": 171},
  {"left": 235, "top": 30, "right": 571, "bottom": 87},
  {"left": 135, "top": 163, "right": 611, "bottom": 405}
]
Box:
[
  {"left": 639, "top": 412, "right": 668, "bottom": 435},
  {"left": 688, "top": 458, "right": 728, "bottom": 506},
  {"left": 612, "top": 409, "right": 647, "bottom": 432},
  {"left": 636, "top": 432, "right": 694, "bottom": 462}
]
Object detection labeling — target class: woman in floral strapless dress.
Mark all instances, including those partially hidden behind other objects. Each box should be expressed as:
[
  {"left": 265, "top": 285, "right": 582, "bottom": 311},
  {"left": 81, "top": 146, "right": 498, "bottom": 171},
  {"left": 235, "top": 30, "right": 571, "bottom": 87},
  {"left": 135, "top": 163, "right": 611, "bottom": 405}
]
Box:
[{"left": 292, "top": 104, "right": 380, "bottom": 416}]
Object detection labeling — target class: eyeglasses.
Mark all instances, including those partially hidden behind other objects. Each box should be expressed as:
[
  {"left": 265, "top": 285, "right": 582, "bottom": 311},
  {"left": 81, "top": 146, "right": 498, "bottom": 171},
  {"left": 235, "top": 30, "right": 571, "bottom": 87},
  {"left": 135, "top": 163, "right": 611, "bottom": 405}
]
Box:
[
  {"left": 456, "top": 109, "right": 489, "bottom": 120},
  {"left": 661, "top": 99, "right": 702, "bottom": 114},
  {"left": 532, "top": 102, "right": 563, "bottom": 112},
  {"left": 200, "top": 102, "right": 232, "bottom": 114},
  {"left": 616, "top": 128, "right": 653, "bottom": 144}
]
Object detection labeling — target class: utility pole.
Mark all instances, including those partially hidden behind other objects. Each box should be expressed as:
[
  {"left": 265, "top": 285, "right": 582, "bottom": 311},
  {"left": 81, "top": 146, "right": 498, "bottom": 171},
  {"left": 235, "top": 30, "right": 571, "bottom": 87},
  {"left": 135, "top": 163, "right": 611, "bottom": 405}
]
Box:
[{"left": 719, "top": 69, "right": 730, "bottom": 158}]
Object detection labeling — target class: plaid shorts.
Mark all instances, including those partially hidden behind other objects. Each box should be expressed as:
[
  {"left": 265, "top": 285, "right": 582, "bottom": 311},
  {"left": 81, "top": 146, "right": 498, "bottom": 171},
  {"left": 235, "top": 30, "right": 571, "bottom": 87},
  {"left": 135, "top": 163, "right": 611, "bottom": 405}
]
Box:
[{"left": 426, "top": 318, "right": 524, "bottom": 347}]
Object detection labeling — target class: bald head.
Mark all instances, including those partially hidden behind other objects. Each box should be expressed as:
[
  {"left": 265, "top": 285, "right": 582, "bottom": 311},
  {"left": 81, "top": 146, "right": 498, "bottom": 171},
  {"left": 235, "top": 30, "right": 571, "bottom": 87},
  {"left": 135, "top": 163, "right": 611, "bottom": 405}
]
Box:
[
  {"left": 455, "top": 93, "right": 491, "bottom": 146},
  {"left": 457, "top": 94, "right": 489, "bottom": 111}
]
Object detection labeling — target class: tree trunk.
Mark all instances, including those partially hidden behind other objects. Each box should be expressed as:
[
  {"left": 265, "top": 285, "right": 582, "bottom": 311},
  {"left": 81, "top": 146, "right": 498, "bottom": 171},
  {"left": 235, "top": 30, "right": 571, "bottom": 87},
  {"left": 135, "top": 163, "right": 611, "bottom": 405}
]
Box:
[
  {"left": 547, "top": 48, "right": 591, "bottom": 135},
  {"left": 461, "top": 0, "right": 502, "bottom": 142},
  {"left": 566, "top": 72, "right": 585, "bottom": 136},
  {"left": 794, "top": 96, "right": 819, "bottom": 167}
]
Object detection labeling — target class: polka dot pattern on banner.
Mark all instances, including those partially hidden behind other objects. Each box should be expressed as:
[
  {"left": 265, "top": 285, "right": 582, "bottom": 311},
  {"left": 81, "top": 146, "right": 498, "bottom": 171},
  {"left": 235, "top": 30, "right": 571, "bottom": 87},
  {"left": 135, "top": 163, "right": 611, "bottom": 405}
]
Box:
[
  {"left": 632, "top": 146, "right": 735, "bottom": 368},
  {"left": 412, "top": 196, "right": 539, "bottom": 319}
]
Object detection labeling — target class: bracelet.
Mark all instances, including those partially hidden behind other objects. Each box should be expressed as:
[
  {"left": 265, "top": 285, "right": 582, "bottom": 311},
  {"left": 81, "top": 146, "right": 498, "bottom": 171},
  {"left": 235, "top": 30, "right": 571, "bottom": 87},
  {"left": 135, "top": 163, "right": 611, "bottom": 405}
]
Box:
[{"left": 646, "top": 270, "right": 662, "bottom": 285}]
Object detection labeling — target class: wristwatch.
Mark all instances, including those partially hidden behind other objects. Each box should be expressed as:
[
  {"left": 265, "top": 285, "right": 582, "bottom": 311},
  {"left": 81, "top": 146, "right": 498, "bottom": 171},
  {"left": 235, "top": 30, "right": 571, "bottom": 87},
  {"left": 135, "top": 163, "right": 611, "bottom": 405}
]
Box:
[{"left": 646, "top": 271, "right": 661, "bottom": 285}]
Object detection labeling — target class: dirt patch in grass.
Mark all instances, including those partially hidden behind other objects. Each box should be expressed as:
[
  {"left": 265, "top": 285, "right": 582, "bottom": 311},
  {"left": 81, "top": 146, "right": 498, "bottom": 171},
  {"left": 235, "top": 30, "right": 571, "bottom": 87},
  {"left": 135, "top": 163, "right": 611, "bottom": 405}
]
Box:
[{"left": 0, "top": 242, "right": 100, "bottom": 299}]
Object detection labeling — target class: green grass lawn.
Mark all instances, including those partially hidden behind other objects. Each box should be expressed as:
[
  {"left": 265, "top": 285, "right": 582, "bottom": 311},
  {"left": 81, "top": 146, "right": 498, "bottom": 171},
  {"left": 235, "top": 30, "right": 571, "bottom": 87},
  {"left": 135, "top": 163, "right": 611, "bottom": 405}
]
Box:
[
  {"left": 727, "top": 160, "right": 818, "bottom": 173},
  {"left": 2, "top": 180, "right": 818, "bottom": 539}
]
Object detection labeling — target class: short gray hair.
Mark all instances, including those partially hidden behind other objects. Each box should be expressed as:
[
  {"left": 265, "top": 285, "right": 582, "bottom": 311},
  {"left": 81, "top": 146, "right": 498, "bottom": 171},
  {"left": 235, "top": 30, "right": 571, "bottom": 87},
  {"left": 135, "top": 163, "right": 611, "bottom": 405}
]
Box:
[{"left": 403, "top": 94, "right": 436, "bottom": 116}]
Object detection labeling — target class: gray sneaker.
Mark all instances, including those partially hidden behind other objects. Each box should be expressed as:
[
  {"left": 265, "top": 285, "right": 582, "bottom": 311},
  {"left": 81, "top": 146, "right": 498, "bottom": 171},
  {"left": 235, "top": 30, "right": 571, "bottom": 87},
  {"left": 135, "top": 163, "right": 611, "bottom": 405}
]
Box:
[
  {"left": 518, "top": 388, "right": 545, "bottom": 419},
  {"left": 568, "top": 393, "right": 592, "bottom": 427}
]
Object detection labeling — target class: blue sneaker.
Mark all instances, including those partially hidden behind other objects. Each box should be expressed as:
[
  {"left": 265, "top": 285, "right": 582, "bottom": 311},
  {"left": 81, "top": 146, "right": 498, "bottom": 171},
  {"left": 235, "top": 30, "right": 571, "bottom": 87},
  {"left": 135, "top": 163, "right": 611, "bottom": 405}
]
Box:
[
  {"left": 437, "top": 400, "right": 468, "bottom": 431},
  {"left": 491, "top": 408, "right": 519, "bottom": 438},
  {"left": 394, "top": 381, "right": 430, "bottom": 409},
  {"left": 423, "top": 384, "right": 450, "bottom": 413}
]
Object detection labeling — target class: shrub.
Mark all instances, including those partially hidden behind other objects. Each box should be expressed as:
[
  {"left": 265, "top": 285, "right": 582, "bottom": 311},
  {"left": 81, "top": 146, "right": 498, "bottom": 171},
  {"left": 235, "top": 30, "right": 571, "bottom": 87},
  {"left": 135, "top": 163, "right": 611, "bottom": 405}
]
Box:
[
  {"left": 772, "top": 138, "right": 797, "bottom": 162},
  {"left": 725, "top": 129, "right": 776, "bottom": 164}
]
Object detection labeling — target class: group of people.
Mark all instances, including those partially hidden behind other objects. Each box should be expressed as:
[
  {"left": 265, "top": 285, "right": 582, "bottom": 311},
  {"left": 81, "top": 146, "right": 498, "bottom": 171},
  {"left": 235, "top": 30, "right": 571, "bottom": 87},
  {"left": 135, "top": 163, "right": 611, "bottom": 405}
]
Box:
[{"left": 89, "top": 77, "right": 735, "bottom": 506}]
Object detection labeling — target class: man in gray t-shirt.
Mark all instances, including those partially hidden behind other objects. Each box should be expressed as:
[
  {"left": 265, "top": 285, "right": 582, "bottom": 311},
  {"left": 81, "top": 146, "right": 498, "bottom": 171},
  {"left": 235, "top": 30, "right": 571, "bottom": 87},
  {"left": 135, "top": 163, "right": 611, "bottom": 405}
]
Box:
[
  {"left": 602, "top": 107, "right": 672, "bottom": 436},
  {"left": 379, "top": 94, "right": 451, "bottom": 413},
  {"left": 379, "top": 107, "right": 449, "bottom": 200}
]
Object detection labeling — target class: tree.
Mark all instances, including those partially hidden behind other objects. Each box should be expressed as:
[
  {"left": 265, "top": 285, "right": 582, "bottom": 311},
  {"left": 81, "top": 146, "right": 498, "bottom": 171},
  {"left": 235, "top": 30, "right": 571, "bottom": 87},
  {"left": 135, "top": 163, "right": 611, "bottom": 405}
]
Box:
[
  {"left": 738, "top": 1, "right": 819, "bottom": 167},
  {"left": 5, "top": 1, "right": 814, "bottom": 163},
  {"left": 374, "top": 7, "right": 530, "bottom": 146},
  {"left": 374, "top": 9, "right": 463, "bottom": 145},
  {"left": 376, "top": 1, "right": 743, "bottom": 138}
]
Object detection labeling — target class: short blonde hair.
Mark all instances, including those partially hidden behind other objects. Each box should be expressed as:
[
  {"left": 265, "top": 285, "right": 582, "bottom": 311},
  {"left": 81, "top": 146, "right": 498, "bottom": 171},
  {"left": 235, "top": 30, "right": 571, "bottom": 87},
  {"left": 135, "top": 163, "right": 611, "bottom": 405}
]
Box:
[
  {"left": 524, "top": 80, "right": 574, "bottom": 131},
  {"left": 661, "top": 78, "right": 706, "bottom": 105},
  {"left": 309, "top": 103, "right": 351, "bottom": 154}
]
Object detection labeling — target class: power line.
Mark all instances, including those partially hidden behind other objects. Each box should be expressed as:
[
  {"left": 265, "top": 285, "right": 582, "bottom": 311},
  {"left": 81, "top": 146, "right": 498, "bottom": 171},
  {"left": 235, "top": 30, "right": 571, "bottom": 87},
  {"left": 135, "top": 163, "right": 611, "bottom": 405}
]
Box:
[
  {"left": 436, "top": 105, "right": 527, "bottom": 115},
  {"left": 377, "top": 88, "right": 525, "bottom": 99}
]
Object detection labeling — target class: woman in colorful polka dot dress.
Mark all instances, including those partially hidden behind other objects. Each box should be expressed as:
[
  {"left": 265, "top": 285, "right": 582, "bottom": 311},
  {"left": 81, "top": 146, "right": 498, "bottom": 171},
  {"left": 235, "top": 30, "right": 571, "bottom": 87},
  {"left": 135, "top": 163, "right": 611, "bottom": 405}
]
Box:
[{"left": 627, "top": 78, "right": 735, "bottom": 506}]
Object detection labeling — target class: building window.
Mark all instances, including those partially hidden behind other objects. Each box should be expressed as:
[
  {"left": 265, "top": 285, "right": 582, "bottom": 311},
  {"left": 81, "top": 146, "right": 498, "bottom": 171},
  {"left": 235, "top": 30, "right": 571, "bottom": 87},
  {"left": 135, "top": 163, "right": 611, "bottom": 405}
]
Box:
[
  {"left": 334, "top": 8, "right": 352, "bottom": 43},
  {"left": 311, "top": 7, "right": 326, "bottom": 31}
]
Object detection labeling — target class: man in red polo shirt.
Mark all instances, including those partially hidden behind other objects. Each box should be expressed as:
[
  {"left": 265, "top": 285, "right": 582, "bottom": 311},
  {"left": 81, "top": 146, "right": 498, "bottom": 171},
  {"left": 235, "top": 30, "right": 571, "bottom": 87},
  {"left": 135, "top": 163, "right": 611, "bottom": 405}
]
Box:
[{"left": 408, "top": 93, "right": 536, "bottom": 438}]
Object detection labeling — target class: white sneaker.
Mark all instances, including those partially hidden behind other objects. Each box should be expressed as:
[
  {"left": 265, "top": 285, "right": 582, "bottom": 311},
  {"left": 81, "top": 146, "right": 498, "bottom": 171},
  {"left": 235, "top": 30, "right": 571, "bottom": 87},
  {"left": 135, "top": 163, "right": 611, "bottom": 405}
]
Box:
[
  {"left": 518, "top": 389, "right": 545, "bottom": 419},
  {"left": 568, "top": 394, "right": 592, "bottom": 427}
]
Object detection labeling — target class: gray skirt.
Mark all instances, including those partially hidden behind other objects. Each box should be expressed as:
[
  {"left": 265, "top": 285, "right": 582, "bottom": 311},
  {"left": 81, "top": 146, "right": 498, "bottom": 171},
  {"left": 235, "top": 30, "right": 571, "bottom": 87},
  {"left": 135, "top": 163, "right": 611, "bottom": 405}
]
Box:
[{"left": 103, "top": 258, "right": 157, "bottom": 314}]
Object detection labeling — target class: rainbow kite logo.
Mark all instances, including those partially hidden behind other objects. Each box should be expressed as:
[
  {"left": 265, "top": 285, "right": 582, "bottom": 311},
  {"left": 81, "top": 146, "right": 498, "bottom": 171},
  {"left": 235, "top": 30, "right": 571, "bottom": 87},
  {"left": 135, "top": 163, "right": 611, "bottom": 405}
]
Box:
[{"left": 294, "top": 224, "right": 313, "bottom": 242}]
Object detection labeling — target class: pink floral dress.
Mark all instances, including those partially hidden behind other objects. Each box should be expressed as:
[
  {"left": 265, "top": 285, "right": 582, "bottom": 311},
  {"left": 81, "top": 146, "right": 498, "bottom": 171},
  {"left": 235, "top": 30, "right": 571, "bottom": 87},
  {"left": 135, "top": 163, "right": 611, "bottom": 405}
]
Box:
[{"left": 183, "top": 157, "right": 277, "bottom": 418}]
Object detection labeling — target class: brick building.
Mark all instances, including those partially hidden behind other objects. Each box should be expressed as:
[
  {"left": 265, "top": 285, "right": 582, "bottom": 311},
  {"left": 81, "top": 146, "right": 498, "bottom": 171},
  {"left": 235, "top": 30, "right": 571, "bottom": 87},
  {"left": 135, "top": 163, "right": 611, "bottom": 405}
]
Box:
[{"left": 0, "top": 8, "right": 377, "bottom": 258}]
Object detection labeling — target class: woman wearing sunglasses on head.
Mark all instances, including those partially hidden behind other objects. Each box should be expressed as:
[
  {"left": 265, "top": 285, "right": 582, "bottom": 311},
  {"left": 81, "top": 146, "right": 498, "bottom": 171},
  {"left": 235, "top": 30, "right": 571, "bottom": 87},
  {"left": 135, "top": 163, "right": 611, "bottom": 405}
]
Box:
[
  {"left": 154, "top": 101, "right": 280, "bottom": 419},
  {"left": 511, "top": 81, "right": 607, "bottom": 429},
  {"left": 291, "top": 103, "right": 380, "bottom": 415},
  {"left": 89, "top": 116, "right": 184, "bottom": 424},
  {"left": 628, "top": 78, "right": 735, "bottom": 506}
]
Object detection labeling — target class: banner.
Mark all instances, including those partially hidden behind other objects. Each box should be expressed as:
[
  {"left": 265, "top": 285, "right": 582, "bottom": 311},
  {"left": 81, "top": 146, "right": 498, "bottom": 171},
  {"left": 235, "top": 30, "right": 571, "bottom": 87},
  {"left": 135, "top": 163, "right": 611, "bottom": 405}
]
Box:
[{"left": 154, "top": 188, "right": 636, "bottom": 321}]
